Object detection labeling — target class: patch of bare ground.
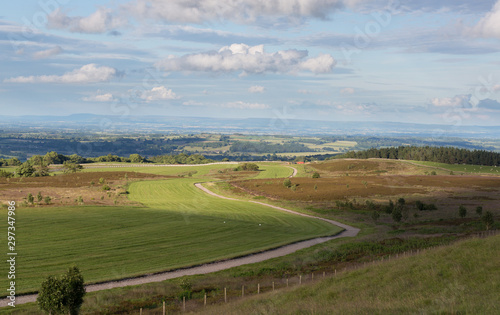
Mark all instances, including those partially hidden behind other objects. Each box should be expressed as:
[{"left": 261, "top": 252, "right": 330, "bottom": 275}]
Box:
[
  {"left": 309, "top": 158, "right": 426, "bottom": 176},
  {"left": 0, "top": 171, "right": 171, "bottom": 207}
]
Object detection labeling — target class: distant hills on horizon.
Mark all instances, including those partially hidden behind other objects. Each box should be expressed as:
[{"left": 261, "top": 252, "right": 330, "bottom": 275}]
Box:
[{"left": 0, "top": 113, "right": 499, "bottom": 138}]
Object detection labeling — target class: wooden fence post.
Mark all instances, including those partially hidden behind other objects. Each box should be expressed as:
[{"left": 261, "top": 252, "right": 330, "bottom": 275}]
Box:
[
  {"left": 299, "top": 275, "right": 302, "bottom": 285},
  {"left": 257, "top": 283, "right": 260, "bottom": 294},
  {"left": 163, "top": 301, "right": 165, "bottom": 315},
  {"left": 140, "top": 308, "right": 142, "bottom": 315},
  {"left": 183, "top": 296, "right": 185, "bottom": 312},
  {"left": 224, "top": 287, "right": 227, "bottom": 303},
  {"left": 204, "top": 293, "right": 207, "bottom": 307},
  {"left": 272, "top": 281, "right": 275, "bottom": 291}
]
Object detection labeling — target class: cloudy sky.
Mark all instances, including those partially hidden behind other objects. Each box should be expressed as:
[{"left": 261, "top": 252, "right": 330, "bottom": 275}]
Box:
[{"left": 1, "top": 0, "right": 500, "bottom": 126}]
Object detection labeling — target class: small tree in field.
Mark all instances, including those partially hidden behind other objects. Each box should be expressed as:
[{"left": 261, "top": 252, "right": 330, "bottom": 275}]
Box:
[
  {"left": 312, "top": 172, "right": 320, "bottom": 178},
  {"left": 38, "top": 266, "right": 85, "bottom": 315},
  {"left": 459, "top": 205, "right": 467, "bottom": 218},
  {"left": 283, "top": 178, "right": 292, "bottom": 188},
  {"left": 37, "top": 191, "right": 43, "bottom": 203},
  {"left": 482, "top": 211, "right": 494, "bottom": 230},
  {"left": 27, "top": 193, "right": 34, "bottom": 204},
  {"left": 476, "top": 206, "right": 483, "bottom": 217}
]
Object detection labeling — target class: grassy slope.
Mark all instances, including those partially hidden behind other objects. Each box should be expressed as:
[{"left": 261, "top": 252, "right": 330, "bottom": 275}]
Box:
[
  {"left": 200, "top": 235, "right": 500, "bottom": 315},
  {"left": 409, "top": 160, "right": 500, "bottom": 175},
  {"left": 0, "top": 165, "right": 339, "bottom": 294}
]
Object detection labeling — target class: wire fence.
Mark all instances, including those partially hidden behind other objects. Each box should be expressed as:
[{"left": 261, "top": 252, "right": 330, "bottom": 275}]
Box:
[{"left": 135, "top": 229, "right": 498, "bottom": 314}]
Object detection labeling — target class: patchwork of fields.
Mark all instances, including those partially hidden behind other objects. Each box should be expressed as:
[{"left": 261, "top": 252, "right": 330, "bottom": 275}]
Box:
[{"left": 0, "top": 163, "right": 339, "bottom": 295}]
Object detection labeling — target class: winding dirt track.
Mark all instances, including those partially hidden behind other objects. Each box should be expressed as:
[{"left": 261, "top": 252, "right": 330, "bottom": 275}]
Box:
[{"left": 0, "top": 165, "right": 359, "bottom": 307}]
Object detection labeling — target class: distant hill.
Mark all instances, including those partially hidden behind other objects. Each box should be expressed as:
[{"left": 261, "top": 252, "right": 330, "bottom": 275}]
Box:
[{"left": 1, "top": 114, "right": 499, "bottom": 138}]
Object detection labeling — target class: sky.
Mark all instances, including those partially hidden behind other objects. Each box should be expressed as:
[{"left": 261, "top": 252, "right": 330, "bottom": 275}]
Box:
[{"left": 1, "top": 0, "right": 500, "bottom": 126}]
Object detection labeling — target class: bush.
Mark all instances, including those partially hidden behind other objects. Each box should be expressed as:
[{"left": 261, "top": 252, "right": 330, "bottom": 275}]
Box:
[
  {"left": 459, "top": 205, "right": 467, "bottom": 218},
  {"left": 27, "top": 193, "right": 34, "bottom": 204},
  {"left": 476, "top": 206, "right": 483, "bottom": 217},
  {"left": 44, "top": 196, "right": 52, "bottom": 205},
  {"left": 482, "top": 211, "right": 494, "bottom": 230},
  {"left": 234, "top": 163, "right": 259, "bottom": 171},
  {"left": 102, "top": 185, "right": 111, "bottom": 191},
  {"left": 0, "top": 169, "right": 14, "bottom": 178},
  {"left": 283, "top": 178, "right": 292, "bottom": 188},
  {"left": 312, "top": 172, "right": 320, "bottom": 178},
  {"left": 371, "top": 211, "right": 380, "bottom": 222}
]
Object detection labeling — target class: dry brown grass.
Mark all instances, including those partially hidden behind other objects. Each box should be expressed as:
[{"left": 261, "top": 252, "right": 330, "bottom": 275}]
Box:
[{"left": 0, "top": 171, "right": 170, "bottom": 207}]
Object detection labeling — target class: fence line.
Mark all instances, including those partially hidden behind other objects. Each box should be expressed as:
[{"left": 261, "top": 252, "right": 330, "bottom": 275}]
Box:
[{"left": 138, "top": 230, "right": 498, "bottom": 313}]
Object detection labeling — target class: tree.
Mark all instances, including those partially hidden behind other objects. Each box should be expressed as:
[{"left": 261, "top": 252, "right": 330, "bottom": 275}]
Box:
[
  {"left": 459, "top": 205, "right": 467, "bottom": 218},
  {"left": 63, "top": 161, "right": 83, "bottom": 174},
  {"left": 129, "top": 154, "right": 145, "bottom": 163},
  {"left": 16, "top": 162, "right": 35, "bottom": 177},
  {"left": 45, "top": 196, "right": 52, "bottom": 205},
  {"left": 392, "top": 208, "right": 402, "bottom": 223},
  {"left": 37, "top": 191, "right": 43, "bottom": 203},
  {"left": 476, "top": 206, "right": 483, "bottom": 217},
  {"left": 482, "top": 211, "right": 494, "bottom": 230},
  {"left": 27, "top": 193, "right": 34, "bottom": 204},
  {"left": 37, "top": 266, "right": 85, "bottom": 315},
  {"left": 37, "top": 275, "right": 65, "bottom": 314},
  {"left": 61, "top": 266, "right": 86, "bottom": 315}
]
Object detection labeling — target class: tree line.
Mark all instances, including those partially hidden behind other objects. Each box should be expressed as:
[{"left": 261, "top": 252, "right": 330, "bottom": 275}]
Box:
[
  {"left": 0, "top": 152, "right": 214, "bottom": 178},
  {"left": 340, "top": 146, "right": 500, "bottom": 166}
]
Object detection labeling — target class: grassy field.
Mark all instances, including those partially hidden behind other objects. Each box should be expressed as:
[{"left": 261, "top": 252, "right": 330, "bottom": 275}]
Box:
[
  {"left": 0, "top": 176, "right": 340, "bottom": 294},
  {"left": 408, "top": 160, "right": 500, "bottom": 175},
  {"left": 200, "top": 235, "right": 500, "bottom": 314}
]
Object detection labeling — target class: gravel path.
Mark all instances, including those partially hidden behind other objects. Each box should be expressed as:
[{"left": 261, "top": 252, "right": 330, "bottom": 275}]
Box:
[{"left": 1, "top": 166, "right": 359, "bottom": 308}]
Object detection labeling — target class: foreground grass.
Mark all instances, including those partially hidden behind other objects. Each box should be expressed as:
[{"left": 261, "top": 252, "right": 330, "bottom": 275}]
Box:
[
  {"left": 199, "top": 234, "right": 500, "bottom": 314},
  {"left": 0, "top": 177, "right": 339, "bottom": 295}
]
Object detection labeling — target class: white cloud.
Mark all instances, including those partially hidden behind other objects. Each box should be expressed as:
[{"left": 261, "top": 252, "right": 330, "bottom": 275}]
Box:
[
  {"left": 141, "top": 86, "right": 179, "bottom": 102},
  {"left": 33, "top": 46, "right": 63, "bottom": 59},
  {"left": 249, "top": 85, "right": 266, "bottom": 93},
  {"left": 83, "top": 92, "right": 115, "bottom": 102},
  {"left": 471, "top": 0, "right": 500, "bottom": 38},
  {"left": 340, "top": 87, "right": 355, "bottom": 95},
  {"left": 4, "top": 64, "right": 117, "bottom": 84},
  {"left": 222, "top": 101, "right": 270, "bottom": 109},
  {"left": 48, "top": 7, "right": 126, "bottom": 34},
  {"left": 430, "top": 94, "right": 471, "bottom": 107},
  {"left": 298, "top": 89, "right": 314, "bottom": 94},
  {"left": 156, "top": 43, "right": 335, "bottom": 75},
  {"left": 127, "top": 0, "right": 357, "bottom": 25}
]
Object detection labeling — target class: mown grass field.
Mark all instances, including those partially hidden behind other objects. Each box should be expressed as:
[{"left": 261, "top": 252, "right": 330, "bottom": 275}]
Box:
[
  {"left": 200, "top": 235, "right": 500, "bottom": 314},
  {"left": 0, "top": 174, "right": 340, "bottom": 295}
]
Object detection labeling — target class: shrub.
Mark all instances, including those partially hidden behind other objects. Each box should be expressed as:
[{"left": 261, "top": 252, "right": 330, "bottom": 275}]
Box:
[
  {"left": 476, "top": 206, "right": 483, "bottom": 217},
  {"left": 37, "top": 192, "right": 43, "bottom": 203},
  {"left": 312, "top": 172, "right": 320, "bottom": 178},
  {"left": 102, "top": 185, "right": 111, "bottom": 191},
  {"left": 482, "top": 211, "right": 494, "bottom": 230},
  {"left": 27, "top": 193, "right": 34, "bottom": 204},
  {"left": 44, "top": 196, "right": 51, "bottom": 205},
  {"left": 98, "top": 178, "right": 105, "bottom": 184},
  {"left": 459, "top": 205, "right": 467, "bottom": 218},
  {"left": 283, "top": 178, "right": 292, "bottom": 188},
  {"left": 415, "top": 200, "right": 424, "bottom": 211},
  {"left": 392, "top": 209, "right": 402, "bottom": 222},
  {"left": 234, "top": 163, "right": 259, "bottom": 171},
  {"left": 371, "top": 211, "right": 380, "bottom": 222},
  {"left": 0, "top": 169, "right": 14, "bottom": 178}
]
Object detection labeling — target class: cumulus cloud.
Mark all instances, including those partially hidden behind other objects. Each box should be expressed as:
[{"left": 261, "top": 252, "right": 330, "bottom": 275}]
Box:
[
  {"left": 470, "top": 0, "right": 500, "bottom": 38},
  {"left": 48, "top": 7, "right": 126, "bottom": 34},
  {"left": 83, "top": 92, "right": 115, "bottom": 102},
  {"left": 156, "top": 43, "right": 335, "bottom": 75},
  {"left": 430, "top": 94, "right": 471, "bottom": 107},
  {"left": 33, "top": 46, "right": 63, "bottom": 59},
  {"left": 249, "top": 85, "right": 266, "bottom": 93},
  {"left": 340, "top": 87, "right": 355, "bottom": 95},
  {"left": 4, "top": 64, "right": 117, "bottom": 84},
  {"left": 141, "top": 86, "right": 179, "bottom": 102}
]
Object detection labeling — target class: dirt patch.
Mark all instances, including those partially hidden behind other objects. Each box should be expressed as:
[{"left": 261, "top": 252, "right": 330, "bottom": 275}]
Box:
[{"left": 0, "top": 171, "right": 171, "bottom": 207}]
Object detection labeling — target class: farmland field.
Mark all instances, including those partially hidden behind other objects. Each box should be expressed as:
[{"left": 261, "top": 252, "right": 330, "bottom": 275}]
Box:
[{"left": 0, "top": 165, "right": 340, "bottom": 295}]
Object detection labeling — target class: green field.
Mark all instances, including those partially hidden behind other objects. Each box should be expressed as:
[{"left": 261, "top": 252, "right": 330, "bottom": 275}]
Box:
[
  {"left": 202, "top": 235, "right": 500, "bottom": 314},
  {"left": 409, "top": 161, "right": 500, "bottom": 174},
  {"left": 0, "top": 171, "right": 340, "bottom": 294}
]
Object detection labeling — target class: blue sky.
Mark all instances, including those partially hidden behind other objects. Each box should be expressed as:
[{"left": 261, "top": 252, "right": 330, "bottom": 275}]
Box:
[{"left": 1, "top": 0, "right": 500, "bottom": 126}]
